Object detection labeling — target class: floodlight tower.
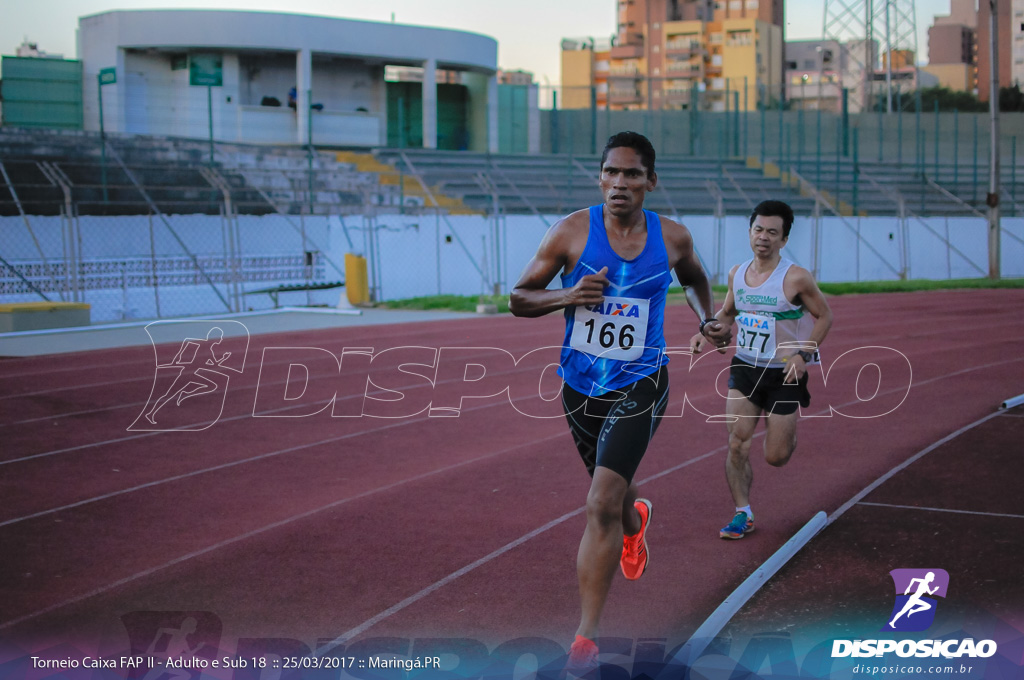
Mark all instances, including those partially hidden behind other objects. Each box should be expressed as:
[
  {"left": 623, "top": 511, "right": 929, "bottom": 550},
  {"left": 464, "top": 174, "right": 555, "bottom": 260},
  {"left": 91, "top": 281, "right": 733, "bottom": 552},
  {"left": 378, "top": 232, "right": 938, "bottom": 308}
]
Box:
[{"left": 822, "top": 0, "right": 919, "bottom": 112}]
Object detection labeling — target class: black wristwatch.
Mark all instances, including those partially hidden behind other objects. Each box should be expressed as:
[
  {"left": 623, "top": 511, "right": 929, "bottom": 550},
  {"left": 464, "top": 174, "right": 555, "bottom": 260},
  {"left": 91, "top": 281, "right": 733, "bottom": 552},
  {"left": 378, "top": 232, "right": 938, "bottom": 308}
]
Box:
[
  {"left": 796, "top": 349, "right": 814, "bottom": 363},
  {"left": 699, "top": 318, "right": 717, "bottom": 336}
]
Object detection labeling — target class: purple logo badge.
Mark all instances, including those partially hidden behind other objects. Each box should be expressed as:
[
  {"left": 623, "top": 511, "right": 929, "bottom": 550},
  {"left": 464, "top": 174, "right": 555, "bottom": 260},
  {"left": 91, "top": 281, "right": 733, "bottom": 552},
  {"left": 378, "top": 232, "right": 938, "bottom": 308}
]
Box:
[{"left": 883, "top": 568, "right": 950, "bottom": 632}]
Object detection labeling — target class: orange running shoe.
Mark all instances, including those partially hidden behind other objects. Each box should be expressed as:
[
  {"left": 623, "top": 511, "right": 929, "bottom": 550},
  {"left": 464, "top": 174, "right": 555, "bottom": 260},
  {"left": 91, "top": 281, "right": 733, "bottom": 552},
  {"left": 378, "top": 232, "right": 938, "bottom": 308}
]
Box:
[
  {"left": 566, "top": 635, "right": 599, "bottom": 671},
  {"left": 620, "top": 498, "right": 652, "bottom": 580}
]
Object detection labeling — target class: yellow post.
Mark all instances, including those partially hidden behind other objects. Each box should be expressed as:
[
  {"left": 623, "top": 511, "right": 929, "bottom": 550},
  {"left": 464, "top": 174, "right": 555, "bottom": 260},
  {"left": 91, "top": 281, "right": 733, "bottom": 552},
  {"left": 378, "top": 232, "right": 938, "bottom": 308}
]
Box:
[{"left": 345, "top": 253, "right": 369, "bottom": 305}]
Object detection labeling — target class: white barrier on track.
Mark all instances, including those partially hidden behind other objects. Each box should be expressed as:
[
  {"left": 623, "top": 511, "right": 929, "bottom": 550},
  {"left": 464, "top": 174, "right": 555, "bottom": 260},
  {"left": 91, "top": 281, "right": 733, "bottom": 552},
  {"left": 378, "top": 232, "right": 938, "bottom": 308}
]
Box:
[
  {"left": 672, "top": 510, "right": 828, "bottom": 671},
  {"left": 1000, "top": 393, "right": 1024, "bottom": 410}
]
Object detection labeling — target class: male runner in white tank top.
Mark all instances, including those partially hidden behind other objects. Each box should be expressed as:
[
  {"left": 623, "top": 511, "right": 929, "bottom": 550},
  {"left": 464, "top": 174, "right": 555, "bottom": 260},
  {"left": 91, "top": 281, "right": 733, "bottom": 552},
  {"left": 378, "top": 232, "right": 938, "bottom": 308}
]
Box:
[{"left": 691, "top": 200, "right": 832, "bottom": 540}]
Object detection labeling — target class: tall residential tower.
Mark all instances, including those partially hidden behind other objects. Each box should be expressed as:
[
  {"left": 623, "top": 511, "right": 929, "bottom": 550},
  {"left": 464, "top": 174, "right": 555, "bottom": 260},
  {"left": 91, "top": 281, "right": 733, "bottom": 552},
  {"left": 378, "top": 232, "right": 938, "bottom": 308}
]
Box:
[{"left": 561, "top": 0, "right": 783, "bottom": 111}]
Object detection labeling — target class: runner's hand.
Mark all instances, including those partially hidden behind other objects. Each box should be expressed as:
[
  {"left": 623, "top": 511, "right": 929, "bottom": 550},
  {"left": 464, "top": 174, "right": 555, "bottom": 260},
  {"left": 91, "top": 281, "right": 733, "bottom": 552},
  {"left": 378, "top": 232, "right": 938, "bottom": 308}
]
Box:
[
  {"left": 784, "top": 354, "right": 807, "bottom": 383},
  {"left": 566, "top": 266, "right": 610, "bottom": 306},
  {"left": 700, "top": 319, "right": 731, "bottom": 353},
  {"left": 689, "top": 332, "right": 707, "bottom": 354}
]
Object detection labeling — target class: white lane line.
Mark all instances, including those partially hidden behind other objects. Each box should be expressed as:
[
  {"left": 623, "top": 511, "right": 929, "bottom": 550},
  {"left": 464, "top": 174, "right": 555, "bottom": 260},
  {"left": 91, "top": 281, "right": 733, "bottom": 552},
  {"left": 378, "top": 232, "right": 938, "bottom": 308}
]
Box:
[
  {"left": 671, "top": 511, "right": 828, "bottom": 670},
  {"left": 659, "top": 370, "right": 1019, "bottom": 672},
  {"left": 4, "top": 354, "right": 1020, "bottom": 639},
  {"left": 265, "top": 355, "right": 1024, "bottom": 648},
  {"left": 0, "top": 324, "right": 550, "bottom": 403},
  {"left": 827, "top": 410, "right": 1004, "bottom": 525},
  {"left": 0, "top": 349, "right": 551, "bottom": 466},
  {"left": 0, "top": 317, "right": 498, "bottom": 381},
  {"left": 0, "top": 431, "right": 566, "bottom": 632},
  {"left": 318, "top": 442, "right": 732, "bottom": 650},
  {"left": 0, "top": 330, "right": 558, "bottom": 428},
  {"left": 321, "top": 507, "right": 587, "bottom": 649},
  {"left": 0, "top": 389, "right": 562, "bottom": 526},
  {"left": 857, "top": 501, "right": 1024, "bottom": 520}
]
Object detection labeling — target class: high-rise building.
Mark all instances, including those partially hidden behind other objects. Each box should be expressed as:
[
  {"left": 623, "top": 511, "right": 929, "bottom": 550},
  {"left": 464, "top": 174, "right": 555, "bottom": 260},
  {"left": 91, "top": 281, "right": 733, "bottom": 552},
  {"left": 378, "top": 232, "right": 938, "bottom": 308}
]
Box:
[
  {"left": 936, "top": 0, "right": 978, "bottom": 29},
  {"left": 561, "top": 0, "right": 782, "bottom": 111},
  {"left": 925, "top": 0, "right": 977, "bottom": 94},
  {"left": 560, "top": 38, "right": 611, "bottom": 109}
]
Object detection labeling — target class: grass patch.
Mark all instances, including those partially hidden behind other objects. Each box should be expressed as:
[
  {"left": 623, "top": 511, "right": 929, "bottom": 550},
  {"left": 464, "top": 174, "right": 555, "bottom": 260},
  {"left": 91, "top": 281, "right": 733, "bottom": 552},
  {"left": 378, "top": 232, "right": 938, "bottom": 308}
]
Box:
[
  {"left": 381, "top": 278, "right": 1022, "bottom": 312},
  {"left": 817, "top": 278, "right": 1024, "bottom": 295}
]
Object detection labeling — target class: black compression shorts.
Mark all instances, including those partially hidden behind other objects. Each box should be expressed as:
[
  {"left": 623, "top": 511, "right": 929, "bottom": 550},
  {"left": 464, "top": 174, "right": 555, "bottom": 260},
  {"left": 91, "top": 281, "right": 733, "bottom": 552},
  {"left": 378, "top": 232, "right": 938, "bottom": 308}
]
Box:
[
  {"left": 560, "top": 366, "right": 670, "bottom": 484},
  {"left": 728, "top": 355, "right": 811, "bottom": 416}
]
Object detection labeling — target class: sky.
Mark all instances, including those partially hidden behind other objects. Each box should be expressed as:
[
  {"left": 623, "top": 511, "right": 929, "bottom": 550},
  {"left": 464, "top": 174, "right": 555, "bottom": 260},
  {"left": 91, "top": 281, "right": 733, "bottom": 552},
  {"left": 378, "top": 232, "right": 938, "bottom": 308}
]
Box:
[{"left": 1, "top": 0, "right": 952, "bottom": 86}]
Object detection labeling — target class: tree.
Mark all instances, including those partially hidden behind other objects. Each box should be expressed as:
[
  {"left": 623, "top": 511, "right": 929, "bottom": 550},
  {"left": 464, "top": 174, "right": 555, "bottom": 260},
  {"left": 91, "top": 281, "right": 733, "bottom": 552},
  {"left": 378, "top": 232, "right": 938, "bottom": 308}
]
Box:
[
  {"left": 998, "top": 85, "right": 1024, "bottom": 112},
  {"left": 892, "top": 85, "right": 1024, "bottom": 112},
  {"left": 894, "top": 86, "right": 986, "bottom": 112}
]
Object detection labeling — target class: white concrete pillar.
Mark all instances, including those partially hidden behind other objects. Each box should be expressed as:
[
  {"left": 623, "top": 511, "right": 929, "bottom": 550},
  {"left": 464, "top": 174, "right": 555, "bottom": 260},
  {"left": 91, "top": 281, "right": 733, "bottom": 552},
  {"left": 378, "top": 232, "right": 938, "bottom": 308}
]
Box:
[
  {"left": 222, "top": 53, "right": 240, "bottom": 142},
  {"left": 296, "top": 48, "right": 312, "bottom": 145},
  {"left": 487, "top": 73, "right": 499, "bottom": 154},
  {"left": 422, "top": 58, "right": 437, "bottom": 149},
  {"left": 114, "top": 47, "right": 127, "bottom": 134}
]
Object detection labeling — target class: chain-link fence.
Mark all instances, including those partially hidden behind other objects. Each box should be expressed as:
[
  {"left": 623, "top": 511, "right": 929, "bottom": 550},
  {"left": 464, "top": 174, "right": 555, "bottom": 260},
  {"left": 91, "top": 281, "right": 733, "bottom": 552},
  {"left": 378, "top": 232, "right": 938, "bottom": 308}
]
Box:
[
  {"left": 2, "top": 128, "right": 1023, "bottom": 324},
  {"left": 4, "top": 199, "right": 1023, "bottom": 325},
  {"left": 541, "top": 83, "right": 1024, "bottom": 175}
]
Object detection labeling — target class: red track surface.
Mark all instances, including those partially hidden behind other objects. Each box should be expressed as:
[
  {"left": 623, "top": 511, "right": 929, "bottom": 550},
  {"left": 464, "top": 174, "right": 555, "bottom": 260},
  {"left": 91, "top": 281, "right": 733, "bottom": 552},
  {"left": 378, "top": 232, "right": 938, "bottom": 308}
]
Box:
[{"left": 1, "top": 290, "right": 1022, "bottom": 666}]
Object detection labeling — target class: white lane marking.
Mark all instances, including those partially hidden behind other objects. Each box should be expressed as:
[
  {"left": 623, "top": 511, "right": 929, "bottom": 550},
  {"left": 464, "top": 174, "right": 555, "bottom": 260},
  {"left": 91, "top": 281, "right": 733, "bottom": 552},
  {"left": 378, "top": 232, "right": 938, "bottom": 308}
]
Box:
[
  {"left": 0, "top": 431, "right": 566, "bottom": 631},
  {"left": 857, "top": 501, "right": 1024, "bottom": 520}
]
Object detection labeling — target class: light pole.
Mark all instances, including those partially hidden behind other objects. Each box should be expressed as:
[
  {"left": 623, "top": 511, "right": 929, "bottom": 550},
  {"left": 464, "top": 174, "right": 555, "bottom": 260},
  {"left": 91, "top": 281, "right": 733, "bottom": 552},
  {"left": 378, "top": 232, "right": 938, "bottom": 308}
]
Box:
[
  {"left": 987, "top": 0, "right": 1001, "bottom": 279},
  {"left": 816, "top": 46, "right": 824, "bottom": 112},
  {"left": 97, "top": 67, "right": 116, "bottom": 204}
]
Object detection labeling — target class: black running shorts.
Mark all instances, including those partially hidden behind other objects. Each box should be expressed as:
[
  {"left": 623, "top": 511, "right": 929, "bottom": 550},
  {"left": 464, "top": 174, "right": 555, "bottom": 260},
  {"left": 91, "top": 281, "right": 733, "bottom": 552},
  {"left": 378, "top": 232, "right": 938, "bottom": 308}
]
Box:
[
  {"left": 560, "top": 366, "right": 670, "bottom": 484},
  {"left": 728, "top": 355, "right": 811, "bottom": 416}
]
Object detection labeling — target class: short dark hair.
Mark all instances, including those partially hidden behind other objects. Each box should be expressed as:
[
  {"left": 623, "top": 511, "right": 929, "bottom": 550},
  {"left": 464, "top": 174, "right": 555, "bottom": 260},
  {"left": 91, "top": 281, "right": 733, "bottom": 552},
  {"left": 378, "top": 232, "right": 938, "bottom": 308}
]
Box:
[
  {"left": 600, "top": 131, "right": 656, "bottom": 178},
  {"left": 749, "top": 200, "right": 795, "bottom": 238}
]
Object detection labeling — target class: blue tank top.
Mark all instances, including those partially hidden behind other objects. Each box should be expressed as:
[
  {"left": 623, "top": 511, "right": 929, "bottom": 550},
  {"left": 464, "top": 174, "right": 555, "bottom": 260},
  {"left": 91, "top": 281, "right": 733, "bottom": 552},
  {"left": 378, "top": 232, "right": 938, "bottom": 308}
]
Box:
[{"left": 559, "top": 205, "right": 672, "bottom": 396}]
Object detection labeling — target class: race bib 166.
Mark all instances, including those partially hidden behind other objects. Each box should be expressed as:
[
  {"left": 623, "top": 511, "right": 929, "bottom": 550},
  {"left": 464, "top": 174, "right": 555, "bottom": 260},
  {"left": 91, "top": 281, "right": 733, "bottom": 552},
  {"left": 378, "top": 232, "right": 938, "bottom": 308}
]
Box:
[{"left": 570, "top": 296, "right": 649, "bottom": 361}]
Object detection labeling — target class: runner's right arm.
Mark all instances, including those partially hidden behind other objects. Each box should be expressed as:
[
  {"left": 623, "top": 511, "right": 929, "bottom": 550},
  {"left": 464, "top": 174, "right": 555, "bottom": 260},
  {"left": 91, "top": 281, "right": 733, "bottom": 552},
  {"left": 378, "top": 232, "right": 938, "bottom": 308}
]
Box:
[
  {"left": 690, "top": 264, "right": 740, "bottom": 354},
  {"left": 509, "top": 218, "right": 610, "bottom": 318}
]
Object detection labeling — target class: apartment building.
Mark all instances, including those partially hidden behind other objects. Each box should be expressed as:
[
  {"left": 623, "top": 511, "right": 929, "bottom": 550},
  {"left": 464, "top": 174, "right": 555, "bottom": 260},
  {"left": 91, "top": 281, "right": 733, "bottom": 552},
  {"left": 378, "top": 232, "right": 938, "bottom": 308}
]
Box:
[{"left": 560, "top": 0, "right": 782, "bottom": 111}]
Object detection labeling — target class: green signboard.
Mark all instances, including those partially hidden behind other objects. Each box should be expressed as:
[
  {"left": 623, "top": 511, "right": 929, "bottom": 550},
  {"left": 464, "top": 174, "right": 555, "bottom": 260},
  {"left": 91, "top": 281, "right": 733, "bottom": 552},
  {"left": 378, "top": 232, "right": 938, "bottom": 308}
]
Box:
[
  {"left": 189, "top": 54, "right": 222, "bottom": 87},
  {"left": 1, "top": 56, "right": 84, "bottom": 129},
  {"left": 98, "top": 67, "right": 116, "bottom": 85}
]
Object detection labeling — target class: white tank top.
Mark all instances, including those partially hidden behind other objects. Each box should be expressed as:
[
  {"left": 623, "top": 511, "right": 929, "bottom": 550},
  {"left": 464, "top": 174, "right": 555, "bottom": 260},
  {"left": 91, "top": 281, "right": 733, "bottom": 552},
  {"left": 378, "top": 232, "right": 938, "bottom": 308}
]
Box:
[{"left": 733, "top": 257, "right": 816, "bottom": 368}]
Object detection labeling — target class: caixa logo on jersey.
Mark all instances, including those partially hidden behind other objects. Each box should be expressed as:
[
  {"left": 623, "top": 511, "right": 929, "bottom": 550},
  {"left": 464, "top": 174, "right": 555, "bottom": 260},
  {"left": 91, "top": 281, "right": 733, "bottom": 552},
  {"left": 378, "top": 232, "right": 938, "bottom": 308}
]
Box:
[
  {"left": 585, "top": 301, "right": 642, "bottom": 317},
  {"left": 737, "top": 313, "right": 770, "bottom": 331},
  {"left": 831, "top": 569, "right": 998, "bottom": 659}
]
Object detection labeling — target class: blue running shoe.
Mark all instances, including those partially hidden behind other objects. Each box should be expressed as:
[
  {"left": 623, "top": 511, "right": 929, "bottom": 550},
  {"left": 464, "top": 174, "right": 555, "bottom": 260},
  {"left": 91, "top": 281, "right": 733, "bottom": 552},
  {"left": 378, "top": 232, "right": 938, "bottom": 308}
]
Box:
[{"left": 719, "top": 511, "right": 755, "bottom": 539}]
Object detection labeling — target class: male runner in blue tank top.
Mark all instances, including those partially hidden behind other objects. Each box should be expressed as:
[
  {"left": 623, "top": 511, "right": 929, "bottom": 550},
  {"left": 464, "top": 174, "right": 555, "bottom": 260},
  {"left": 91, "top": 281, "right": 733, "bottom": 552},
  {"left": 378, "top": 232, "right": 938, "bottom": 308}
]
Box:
[
  {"left": 510, "top": 131, "right": 731, "bottom": 670},
  {"left": 691, "top": 200, "right": 833, "bottom": 540}
]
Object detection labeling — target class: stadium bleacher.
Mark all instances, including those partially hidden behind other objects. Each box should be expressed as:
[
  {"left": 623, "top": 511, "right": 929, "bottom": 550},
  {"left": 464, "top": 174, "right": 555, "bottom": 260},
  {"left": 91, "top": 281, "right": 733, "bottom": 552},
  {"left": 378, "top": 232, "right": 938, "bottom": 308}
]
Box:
[
  {"left": 1, "top": 127, "right": 1020, "bottom": 219},
  {"left": 374, "top": 147, "right": 1021, "bottom": 219}
]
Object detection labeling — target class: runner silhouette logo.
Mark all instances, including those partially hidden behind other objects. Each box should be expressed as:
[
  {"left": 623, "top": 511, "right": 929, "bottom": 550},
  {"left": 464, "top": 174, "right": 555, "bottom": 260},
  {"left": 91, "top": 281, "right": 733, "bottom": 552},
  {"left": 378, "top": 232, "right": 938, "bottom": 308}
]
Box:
[
  {"left": 129, "top": 320, "right": 249, "bottom": 432},
  {"left": 883, "top": 568, "right": 949, "bottom": 632}
]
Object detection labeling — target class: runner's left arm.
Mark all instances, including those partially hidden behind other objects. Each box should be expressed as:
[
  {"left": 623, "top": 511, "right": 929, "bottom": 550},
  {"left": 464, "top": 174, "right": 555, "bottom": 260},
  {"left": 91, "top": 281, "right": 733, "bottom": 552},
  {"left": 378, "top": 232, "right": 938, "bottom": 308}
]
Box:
[
  {"left": 784, "top": 267, "right": 834, "bottom": 383},
  {"left": 664, "top": 218, "right": 731, "bottom": 347}
]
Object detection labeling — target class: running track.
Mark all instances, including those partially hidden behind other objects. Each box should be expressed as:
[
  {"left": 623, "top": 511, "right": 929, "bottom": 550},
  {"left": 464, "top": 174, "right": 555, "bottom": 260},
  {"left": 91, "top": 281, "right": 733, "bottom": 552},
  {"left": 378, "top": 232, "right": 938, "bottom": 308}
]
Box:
[{"left": 1, "top": 290, "right": 1022, "bottom": 670}]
